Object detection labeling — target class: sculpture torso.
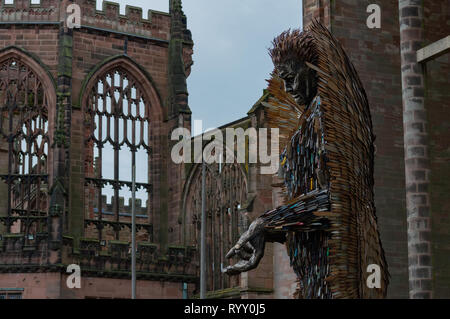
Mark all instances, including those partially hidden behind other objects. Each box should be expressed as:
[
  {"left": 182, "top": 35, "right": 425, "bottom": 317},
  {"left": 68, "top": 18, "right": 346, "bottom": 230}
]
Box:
[
  {"left": 261, "top": 96, "right": 333, "bottom": 299},
  {"left": 281, "top": 96, "right": 329, "bottom": 200}
]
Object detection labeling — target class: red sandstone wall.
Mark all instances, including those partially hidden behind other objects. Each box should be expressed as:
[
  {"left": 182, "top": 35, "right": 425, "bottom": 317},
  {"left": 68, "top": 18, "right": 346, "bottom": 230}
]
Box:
[
  {"left": 0, "top": 0, "right": 177, "bottom": 245},
  {"left": 60, "top": 276, "right": 191, "bottom": 299},
  {"left": 273, "top": 243, "right": 297, "bottom": 299},
  {"left": 271, "top": 179, "right": 297, "bottom": 298},
  {"left": 0, "top": 26, "right": 59, "bottom": 79},
  {"left": 0, "top": 273, "right": 193, "bottom": 299},
  {"left": 0, "top": 273, "right": 61, "bottom": 298},
  {"left": 0, "top": 1, "right": 191, "bottom": 298},
  {"left": 71, "top": 31, "right": 170, "bottom": 105}
]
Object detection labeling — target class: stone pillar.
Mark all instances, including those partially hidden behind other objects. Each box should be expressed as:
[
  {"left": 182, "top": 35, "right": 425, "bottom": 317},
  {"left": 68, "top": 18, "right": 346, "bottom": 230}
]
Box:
[
  {"left": 164, "top": 0, "right": 194, "bottom": 249},
  {"left": 398, "top": 0, "right": 433, "bottom": 299},
  {"left": 48, "top": 0, "right": 74, "bottom": 261},
  {"left": 272, "top": 178, "right": 297, "bottom": 298},
  {"left": 235, "top": 108, "right": 275, "bottom": 298}
]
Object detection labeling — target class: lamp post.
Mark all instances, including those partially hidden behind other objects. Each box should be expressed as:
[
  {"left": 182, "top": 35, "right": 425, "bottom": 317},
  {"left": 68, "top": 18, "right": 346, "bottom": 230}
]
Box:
[
  {"left": 200, "top": 139, "right": 206, "bottom": 299},
  {"left": 131, "top": 150, "right": 136, "bottom": 299}
]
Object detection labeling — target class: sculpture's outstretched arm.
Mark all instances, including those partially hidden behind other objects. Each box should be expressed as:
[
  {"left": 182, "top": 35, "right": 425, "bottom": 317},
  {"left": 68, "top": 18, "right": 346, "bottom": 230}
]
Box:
[
  {"left": 222, "top": 217, "right": 266, "bottom": 275},
  {"left": 223, "top": 192, "right": 330, "bottom": 276}
]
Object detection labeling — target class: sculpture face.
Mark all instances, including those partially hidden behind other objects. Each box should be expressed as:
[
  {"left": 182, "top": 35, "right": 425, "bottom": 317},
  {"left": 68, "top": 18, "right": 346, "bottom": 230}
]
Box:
[{"left": 277, "top": 59, "right": 318, "bottom": 107}]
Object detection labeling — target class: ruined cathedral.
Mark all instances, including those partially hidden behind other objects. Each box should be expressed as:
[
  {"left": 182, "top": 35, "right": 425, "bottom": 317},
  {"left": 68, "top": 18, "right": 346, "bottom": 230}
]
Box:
[{"left": 0, "top": 0, "right": 449, "bottom": 299}]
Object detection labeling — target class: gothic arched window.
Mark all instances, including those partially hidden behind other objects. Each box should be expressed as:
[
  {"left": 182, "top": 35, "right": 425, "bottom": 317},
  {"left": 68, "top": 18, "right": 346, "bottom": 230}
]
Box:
[
  {"left": 0, "top": 56, "right": 50, "bottom": 238},
  {"left": 183, "top": 158, "right": 248, "bottom": 292},
  {"left": 84, "top": 66, "right": 152, "bottom": 242}
]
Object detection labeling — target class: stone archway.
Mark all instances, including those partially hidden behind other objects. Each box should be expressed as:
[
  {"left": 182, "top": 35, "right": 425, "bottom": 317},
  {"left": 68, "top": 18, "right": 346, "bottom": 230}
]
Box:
[
  {"left": 0, "top": 47, "right": 56, "bottom": 239},
  {"left": 182, "top": 147, "right": 249, "bottom": 292}
]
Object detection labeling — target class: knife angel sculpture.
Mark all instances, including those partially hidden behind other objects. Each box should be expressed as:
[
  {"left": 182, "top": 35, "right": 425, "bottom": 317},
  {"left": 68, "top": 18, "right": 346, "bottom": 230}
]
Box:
[{"left": 224, "top": 21, "right": 389, "bottom": 299}]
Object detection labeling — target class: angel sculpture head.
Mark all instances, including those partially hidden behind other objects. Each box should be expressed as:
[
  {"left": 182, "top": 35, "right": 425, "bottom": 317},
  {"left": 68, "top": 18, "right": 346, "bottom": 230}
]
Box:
[{"left": 270, "top": 29, "right": 318, "bottom": 107}]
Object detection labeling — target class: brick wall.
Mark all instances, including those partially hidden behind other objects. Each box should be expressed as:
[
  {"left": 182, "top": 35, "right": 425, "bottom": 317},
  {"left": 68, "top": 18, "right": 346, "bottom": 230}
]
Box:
[
  {"left": 0, "top": 273, "right": 62, "bottom": 298},
  {"left": 271, "top": 177, "right": 297, "bottom": 299},
  {"left": 304, "top": 0, "right": 409, "bottom": 298},
  {"left": 69, "top": 23, "right": 169, "bottom": 247},
  {"left": 0, "top": 0, "right": 174, "bottom": 243},
  {"left": 237, "top": 109, "right": 277, "bottom": 297},
  {"left": 0, "top": 273, "right": 193, "bottom": 299},
  {"left": 0, "top": 27, "right": 59, "bottom": 76},
  {"left": 272, "top": 243, "right": 297, "bottom": 299},
  {"left": 60, "top": 275, "right": 191, "bottom": 299},
  {"left": 426, "top": 53, "right": 450, "bottom": 299},
  {"left": 423, "top": 0, "right": 450, "bottom": 299},
  {"left": 303, "top": 0, "right": 331, "bottom": 27}
]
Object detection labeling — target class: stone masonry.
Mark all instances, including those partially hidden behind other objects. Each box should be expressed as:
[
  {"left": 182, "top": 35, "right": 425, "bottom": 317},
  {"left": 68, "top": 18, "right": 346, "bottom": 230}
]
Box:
[{"left": 398, "top": 0, "right": 433, "bottom": 299}]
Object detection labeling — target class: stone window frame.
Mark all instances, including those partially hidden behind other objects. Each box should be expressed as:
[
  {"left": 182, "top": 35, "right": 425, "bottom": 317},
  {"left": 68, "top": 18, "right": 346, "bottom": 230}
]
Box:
[
  {"left": 0, "top": 288, "right": 24, "bottom": 299},
  {"left": 182, "top": 144, "right": 249, "bottom": 292},
  {"left": 0, "top": 47, "right": 56, "bottom": 240},
  {"left": 81, "top": 57, "right": 163, "bottom": 243}
]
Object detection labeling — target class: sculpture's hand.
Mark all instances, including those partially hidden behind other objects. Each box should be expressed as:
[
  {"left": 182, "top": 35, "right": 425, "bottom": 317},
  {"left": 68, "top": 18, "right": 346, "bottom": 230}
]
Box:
[{"left": 223, "top": 217, "right": 266, "bottom": 276}]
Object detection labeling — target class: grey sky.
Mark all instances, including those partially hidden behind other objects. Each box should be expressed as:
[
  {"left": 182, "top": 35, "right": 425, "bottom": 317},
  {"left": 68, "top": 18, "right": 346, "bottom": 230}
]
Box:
[{"left": 113, "top": 0, "right": 303, "bottom": 130}]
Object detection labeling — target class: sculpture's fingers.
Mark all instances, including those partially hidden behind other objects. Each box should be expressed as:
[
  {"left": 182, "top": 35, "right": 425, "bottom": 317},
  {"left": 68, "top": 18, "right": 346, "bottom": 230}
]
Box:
[
  {"left": 225, "top": 247, "right": 237, "bottom": 259},
  {"left": 234, "top": 230, "right": 253, "bottom": 250},
  {"left": 223, "top": 253, "right": 263, "bottom": 275},
  {"left": 237, "top": 248, "right": 252, "bottom": 261},
  {"left": 242, "top": 241, "right": 254, "bottom": 254},
  {"left": 236, "top": 242, "right": 254, "bottom": 260},
  {"left": 226, "top": 218, "right": 265, "bottom": 261},
  {"left": 222, "top": 260, "right": 253, "bottom": 276},
  {"left": 232, "top": 218, "right": 265, "bottom": 250},
  {"left": 223, "top": 236, "right": 265, "bottom": 276},
  {"left": 226, "top": 230, "right": 252, "bottom": 259},
  {"left": 226, "top": 243, "right": 253, "bottom": 260},
  {"left": 223, "top": 265, "right": 240, "bottom": 276}
]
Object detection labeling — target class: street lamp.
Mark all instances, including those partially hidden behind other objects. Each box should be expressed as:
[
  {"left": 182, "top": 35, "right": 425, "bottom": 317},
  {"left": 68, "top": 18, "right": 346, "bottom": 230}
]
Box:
[
  {"left": 131, "top": 149, "right": 137, "bottom": 299},
  {"left": 200, "top": 136, "right": 206, "bottom": 299}
]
